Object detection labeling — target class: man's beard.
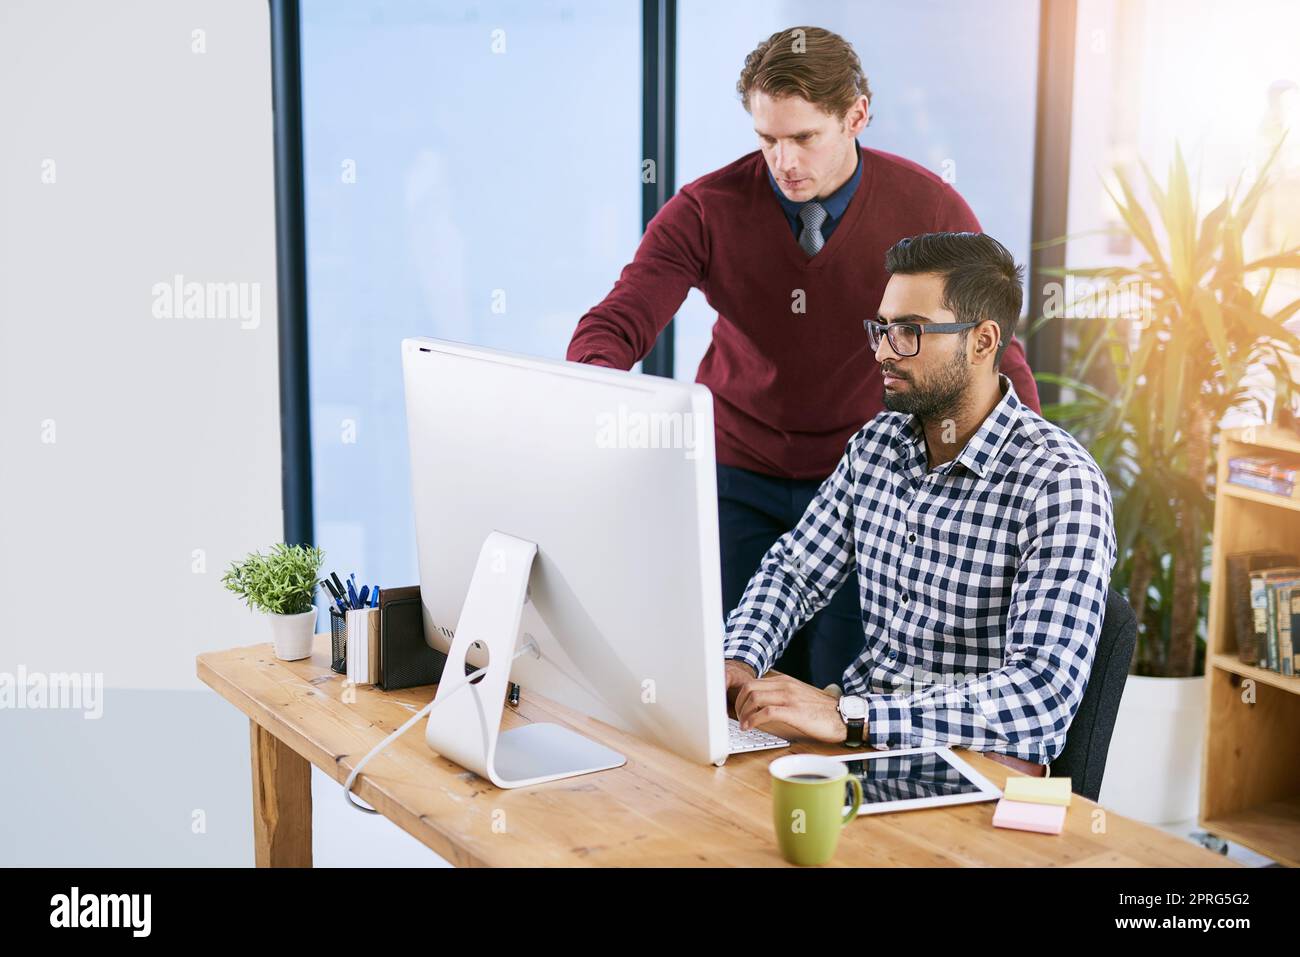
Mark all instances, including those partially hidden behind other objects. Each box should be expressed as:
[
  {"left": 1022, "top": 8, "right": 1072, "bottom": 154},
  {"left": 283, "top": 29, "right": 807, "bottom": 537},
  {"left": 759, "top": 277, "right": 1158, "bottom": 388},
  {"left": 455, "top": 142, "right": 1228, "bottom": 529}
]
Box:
[{"left": 881, "top": 349, "right": 971, "bottom": 422}]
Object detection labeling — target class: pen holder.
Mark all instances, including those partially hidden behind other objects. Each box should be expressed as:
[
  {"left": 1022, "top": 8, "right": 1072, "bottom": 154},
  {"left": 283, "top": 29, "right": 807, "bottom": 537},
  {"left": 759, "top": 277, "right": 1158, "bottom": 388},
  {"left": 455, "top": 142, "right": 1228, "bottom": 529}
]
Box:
[{"left": 329, "top": 607, "right": 348, "bottom": 674}]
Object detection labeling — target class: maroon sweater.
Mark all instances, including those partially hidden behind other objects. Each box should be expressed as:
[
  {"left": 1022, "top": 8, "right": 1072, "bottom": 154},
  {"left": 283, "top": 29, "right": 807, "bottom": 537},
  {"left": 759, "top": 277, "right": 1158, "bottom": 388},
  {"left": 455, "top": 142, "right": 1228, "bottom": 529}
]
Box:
[{"left": 566, "top": 145, "right": 1041, "bottom": 480}]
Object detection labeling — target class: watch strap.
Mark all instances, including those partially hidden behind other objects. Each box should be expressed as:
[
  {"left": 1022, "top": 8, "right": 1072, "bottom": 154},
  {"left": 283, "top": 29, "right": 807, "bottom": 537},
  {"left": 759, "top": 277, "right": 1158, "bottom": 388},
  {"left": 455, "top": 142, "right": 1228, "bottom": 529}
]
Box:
[{"left": 844, "top": 715, "right": 865, "bottom": 748}]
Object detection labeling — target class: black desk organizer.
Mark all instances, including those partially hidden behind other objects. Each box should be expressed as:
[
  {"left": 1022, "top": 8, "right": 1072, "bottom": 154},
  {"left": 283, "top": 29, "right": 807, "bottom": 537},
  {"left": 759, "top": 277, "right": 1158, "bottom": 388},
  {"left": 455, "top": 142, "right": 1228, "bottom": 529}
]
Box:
[{"left": 329, "top": 586, "right": 448, "bottom": 690}]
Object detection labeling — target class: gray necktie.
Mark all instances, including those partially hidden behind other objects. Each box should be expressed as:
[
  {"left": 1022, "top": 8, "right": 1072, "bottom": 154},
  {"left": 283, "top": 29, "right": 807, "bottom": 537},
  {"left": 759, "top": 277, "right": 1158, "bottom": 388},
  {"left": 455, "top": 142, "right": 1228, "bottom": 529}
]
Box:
[{"left": 798, "top": 202, "right": 827, "bottom": 256}]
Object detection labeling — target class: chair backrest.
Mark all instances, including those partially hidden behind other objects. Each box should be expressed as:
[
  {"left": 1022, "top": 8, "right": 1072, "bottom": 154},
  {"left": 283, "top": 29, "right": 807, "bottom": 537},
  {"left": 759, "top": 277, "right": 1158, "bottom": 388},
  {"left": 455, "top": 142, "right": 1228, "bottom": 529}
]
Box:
[{"left": 1049, "top": 588, "right": 1137, "bottom": 801}]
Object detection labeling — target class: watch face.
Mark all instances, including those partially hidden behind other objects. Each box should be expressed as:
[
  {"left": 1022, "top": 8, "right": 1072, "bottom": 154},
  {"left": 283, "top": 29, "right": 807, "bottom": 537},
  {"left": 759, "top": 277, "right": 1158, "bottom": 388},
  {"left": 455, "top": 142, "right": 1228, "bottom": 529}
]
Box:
[{"left": 839, "top": 695, "right": 867, "bottom": 721}]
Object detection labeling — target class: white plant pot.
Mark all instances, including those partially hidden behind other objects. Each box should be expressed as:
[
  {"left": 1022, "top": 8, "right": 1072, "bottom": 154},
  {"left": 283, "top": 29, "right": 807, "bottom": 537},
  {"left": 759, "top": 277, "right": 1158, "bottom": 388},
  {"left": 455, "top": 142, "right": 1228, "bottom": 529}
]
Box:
[
  {"left": 267, "top": 608, "right": 317, "bottom": 661},
  {"left": 1097, "top": 674, "right": 1205, "bottom": 825}
]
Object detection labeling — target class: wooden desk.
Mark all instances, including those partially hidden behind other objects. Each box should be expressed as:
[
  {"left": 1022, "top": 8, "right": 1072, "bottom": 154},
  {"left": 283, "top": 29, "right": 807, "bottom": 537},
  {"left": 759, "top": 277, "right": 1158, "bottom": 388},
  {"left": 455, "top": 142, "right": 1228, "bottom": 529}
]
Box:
[{"left": 197, "top": 636, "right": 1233, "bottom": 868}]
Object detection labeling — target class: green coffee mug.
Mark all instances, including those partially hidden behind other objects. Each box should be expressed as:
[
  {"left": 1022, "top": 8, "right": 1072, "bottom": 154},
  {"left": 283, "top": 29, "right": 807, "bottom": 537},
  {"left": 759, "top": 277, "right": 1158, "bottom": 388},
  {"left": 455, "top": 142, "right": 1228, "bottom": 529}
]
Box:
[{"left": 769, "top": 755, "right": 864, "bottom": 866}]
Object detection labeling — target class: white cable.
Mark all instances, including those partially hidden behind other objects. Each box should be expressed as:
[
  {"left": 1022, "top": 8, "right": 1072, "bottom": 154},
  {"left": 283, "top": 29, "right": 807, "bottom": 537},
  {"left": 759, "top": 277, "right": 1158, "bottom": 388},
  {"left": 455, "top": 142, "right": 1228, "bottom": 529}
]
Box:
[{"left": 342, "top": 645, "right": 531, "bottom": 814}]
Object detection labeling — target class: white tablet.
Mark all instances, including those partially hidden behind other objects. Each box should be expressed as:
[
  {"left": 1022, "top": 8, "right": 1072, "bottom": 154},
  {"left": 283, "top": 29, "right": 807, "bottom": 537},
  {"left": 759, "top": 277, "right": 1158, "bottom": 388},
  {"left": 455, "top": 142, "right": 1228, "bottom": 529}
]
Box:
[{"left": 828, "top": 746, "right": 1003, "bottom": 816}]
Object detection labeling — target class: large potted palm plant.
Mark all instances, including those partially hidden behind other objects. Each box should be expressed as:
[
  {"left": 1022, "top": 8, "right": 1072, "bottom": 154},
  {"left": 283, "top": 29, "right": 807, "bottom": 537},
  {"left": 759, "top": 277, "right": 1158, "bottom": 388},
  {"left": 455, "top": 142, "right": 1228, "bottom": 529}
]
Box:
[{"left": 1037, "top": 143, "right": 1300, "bottom": 823}]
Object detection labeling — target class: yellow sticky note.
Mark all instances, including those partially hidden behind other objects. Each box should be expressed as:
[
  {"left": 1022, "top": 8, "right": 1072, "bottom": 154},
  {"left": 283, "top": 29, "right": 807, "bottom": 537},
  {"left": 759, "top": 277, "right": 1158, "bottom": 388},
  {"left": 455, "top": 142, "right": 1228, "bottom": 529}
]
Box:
[{"left": 1003, "top": 776, "right": 1072, "bottom": 807}]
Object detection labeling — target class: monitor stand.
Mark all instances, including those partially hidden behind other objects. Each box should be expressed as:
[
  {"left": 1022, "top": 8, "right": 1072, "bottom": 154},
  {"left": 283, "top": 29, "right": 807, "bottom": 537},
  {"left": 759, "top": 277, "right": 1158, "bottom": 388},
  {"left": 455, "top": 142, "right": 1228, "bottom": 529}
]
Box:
[{"left": 424, "top": 530, "right": 627, "bottom": 788}]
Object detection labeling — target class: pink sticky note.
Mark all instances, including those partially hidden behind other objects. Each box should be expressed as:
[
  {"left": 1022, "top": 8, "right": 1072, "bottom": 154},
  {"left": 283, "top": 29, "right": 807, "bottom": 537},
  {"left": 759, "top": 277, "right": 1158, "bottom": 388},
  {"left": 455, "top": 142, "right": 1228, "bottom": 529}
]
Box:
[{"left": 991, "top": 797, "right": 1067, "bottom": 835}]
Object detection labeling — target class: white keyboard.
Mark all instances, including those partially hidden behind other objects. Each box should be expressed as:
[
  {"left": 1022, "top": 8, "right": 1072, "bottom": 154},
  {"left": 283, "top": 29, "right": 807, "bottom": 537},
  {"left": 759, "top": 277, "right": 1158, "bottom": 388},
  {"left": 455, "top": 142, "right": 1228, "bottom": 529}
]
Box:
[{"left": 728, "top": 717, "right": 790, "bottom": 753}]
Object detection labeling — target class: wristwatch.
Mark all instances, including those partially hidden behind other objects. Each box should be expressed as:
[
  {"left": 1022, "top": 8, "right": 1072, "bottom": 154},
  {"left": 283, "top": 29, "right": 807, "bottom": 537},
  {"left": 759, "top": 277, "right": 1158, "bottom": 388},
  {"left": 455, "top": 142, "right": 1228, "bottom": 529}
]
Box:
[{"left": 838, "top": 694, "right": 866, "bottom": 748}]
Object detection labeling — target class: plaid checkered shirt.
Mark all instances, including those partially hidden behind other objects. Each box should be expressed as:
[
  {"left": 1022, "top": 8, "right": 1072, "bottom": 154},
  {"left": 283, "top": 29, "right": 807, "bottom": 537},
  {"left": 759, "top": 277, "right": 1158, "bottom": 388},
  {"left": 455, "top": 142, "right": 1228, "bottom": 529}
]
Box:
[{"left": 722, "top": 374, "right": 1117, "bottom": 765}]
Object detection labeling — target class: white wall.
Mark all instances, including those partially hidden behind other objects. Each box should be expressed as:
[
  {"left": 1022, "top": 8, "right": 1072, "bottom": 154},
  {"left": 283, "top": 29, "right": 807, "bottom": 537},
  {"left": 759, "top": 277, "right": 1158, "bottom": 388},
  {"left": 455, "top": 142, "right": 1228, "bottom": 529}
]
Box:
[
  {"left": 0, "top": 0, "right": 284, "bottom": 866},
  {"left": 0, "top": 0, "right": 282, "bottom": 690},
  {"left": 0, "top": 0, "right": 446, "bottom": 867}
]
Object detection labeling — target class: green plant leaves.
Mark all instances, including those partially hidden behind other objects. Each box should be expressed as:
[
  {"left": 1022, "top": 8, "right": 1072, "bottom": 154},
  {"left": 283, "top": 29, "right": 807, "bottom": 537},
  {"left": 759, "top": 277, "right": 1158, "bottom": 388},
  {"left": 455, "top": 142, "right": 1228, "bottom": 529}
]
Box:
[
  {"left": 1039, "top": 142, "right": 1300, "bottom": 676},
  {"left": 221, "top": 543, "right": 325, "bottom": 616}
]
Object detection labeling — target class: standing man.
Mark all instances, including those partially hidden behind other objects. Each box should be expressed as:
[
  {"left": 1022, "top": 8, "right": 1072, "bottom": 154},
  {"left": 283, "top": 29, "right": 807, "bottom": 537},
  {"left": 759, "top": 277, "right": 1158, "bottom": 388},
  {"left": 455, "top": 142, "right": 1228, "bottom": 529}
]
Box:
[{"left": 566, "top": 26, "right": 1041, "bottom": 689}]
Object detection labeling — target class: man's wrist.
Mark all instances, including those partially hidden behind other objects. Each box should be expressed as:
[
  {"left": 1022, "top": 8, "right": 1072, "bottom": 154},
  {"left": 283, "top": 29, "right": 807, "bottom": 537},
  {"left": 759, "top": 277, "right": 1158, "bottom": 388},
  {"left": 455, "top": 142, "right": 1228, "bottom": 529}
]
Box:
[{"left": 724, "top": 653, "right": 761, "bottom": 679}]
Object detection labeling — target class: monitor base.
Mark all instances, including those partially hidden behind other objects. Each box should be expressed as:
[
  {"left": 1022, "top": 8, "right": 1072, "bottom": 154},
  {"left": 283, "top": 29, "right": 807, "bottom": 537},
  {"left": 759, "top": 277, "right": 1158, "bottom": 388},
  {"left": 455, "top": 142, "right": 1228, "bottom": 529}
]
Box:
[{"left": 424, "top": 530, "right": 627, "bottom": 789}]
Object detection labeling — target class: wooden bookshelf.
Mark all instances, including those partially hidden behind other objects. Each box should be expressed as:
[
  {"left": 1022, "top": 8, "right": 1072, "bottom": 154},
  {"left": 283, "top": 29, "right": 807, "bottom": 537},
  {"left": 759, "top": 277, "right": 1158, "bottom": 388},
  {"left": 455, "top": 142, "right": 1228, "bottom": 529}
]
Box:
[{"left": 1201, "top": 425, "right": 1300, "bottom": 867}]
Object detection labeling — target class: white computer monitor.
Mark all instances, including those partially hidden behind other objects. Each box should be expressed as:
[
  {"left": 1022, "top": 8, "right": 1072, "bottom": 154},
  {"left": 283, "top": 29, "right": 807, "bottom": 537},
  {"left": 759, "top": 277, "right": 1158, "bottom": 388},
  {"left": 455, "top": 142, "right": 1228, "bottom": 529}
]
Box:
[{"left": 401, "top": 337, "right": 730, "bottom": 787}]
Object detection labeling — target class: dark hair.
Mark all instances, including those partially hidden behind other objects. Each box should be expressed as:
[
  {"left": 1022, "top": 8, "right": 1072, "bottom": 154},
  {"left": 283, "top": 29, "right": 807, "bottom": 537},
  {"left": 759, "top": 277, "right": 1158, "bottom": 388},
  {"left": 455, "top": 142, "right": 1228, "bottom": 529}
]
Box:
[
  {"left": 737, "top": 26, "right": 872, "bottom": 121},
  {"left": 884, "top": 232, "right": 1024, "bottom": 366}
]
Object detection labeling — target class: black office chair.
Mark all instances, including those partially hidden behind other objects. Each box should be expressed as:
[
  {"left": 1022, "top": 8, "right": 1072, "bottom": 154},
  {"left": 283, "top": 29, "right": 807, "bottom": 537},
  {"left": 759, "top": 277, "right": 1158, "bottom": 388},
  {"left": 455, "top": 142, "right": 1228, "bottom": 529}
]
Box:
[{"left": 1048, "top": 588, "right": 1138, "bottom": 801}]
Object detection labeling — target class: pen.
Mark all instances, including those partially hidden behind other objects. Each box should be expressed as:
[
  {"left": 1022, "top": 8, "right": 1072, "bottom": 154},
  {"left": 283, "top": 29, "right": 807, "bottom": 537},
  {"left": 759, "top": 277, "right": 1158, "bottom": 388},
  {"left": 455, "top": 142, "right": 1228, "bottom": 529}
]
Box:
[
  {"left": 371, "top": 585, "right": 379, "bottom": 608},
  {"left": 322, "top": 577, "right": 348, "bottom": 614}
]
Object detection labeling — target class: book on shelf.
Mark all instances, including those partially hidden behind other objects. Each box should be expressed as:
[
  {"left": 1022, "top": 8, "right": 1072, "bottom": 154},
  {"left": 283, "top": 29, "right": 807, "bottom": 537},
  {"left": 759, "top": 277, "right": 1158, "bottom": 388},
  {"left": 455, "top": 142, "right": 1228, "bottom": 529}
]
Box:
[
  {"left": 1228, "top": 551, "right": 1299, "bottom": 665},
  {"left": 1267, "top": 580, "right": 1300, "bottom": 674},
  {"left": 1228, "top": 455, "right": 1300, "bottom": 480},
  {"left": 1279, "top": 582, "right": 1297, "bottom": 677},
  {"left": 1250, "top": 567, "right": 1300, "bottom": 672},
  {"left": 1227, "top": 454, "right": 1300, "bottom": 498},
  {"left": 1292, "top": 588, "right": 1300, "bottom": 675}
]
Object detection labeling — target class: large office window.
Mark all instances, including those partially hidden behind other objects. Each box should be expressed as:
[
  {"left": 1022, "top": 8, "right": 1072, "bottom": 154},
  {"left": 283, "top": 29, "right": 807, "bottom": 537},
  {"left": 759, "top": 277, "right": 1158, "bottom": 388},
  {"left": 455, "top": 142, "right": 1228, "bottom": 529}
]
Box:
[
  {"left": 299, "top": 0, "right": 642, "bottom": 589},
  {"left": 672, "top": 0, "right": 1042, "bottom": 381},
  {"left": 1066, "top": 0, "right": 1300, "bottom": 426}
]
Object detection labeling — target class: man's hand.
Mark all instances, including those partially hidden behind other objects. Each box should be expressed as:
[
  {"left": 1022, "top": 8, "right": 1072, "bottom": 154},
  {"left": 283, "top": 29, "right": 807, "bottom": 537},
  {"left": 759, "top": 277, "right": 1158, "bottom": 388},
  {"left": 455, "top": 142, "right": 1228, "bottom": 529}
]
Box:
[{"left": 732, "top": 669, "right": 850, "bottom": 744}]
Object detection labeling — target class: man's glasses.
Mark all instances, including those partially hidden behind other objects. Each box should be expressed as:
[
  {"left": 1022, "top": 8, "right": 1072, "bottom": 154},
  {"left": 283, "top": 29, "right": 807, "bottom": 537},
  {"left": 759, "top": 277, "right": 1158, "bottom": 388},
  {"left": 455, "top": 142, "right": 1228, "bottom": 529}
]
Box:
[{"left": 863, "top": 319, "right": 982, "bottom": 358}]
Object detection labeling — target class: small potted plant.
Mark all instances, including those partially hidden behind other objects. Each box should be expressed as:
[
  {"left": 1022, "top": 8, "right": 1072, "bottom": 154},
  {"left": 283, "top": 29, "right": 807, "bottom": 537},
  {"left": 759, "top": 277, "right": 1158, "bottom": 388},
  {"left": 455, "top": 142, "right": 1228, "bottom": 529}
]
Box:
[{"left": 222, "top": 543, "right": 325, "bottom": 661}]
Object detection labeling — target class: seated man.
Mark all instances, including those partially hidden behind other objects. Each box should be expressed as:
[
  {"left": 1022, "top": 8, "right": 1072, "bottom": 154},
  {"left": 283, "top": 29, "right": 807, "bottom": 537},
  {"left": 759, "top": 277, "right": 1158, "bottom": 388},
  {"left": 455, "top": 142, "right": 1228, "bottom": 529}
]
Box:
[{"left": 724, "top": 231, "right": 1117, "bottom": 776}]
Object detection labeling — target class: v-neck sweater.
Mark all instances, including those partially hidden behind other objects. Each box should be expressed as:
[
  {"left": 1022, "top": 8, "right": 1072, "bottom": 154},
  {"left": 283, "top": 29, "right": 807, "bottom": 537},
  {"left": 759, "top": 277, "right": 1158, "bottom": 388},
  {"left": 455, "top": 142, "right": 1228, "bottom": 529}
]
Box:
[{"left": 566, "top": 145, "right": 1041, "bottom": 480}]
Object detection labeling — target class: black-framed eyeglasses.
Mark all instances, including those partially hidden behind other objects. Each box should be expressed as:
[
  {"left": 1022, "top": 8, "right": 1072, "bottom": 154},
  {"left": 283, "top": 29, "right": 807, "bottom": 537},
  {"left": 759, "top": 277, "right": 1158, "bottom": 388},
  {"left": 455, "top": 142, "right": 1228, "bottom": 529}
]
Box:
[{"left": 863, "top": 319, "right": 982, "bottom": 358}]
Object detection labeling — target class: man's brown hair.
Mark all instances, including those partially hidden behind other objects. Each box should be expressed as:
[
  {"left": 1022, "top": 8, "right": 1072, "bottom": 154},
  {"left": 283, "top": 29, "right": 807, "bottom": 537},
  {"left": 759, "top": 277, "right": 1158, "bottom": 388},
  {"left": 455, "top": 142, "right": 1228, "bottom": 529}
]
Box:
[{"left": 737, "top": 26, "right": 872, "bottom": 121}]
